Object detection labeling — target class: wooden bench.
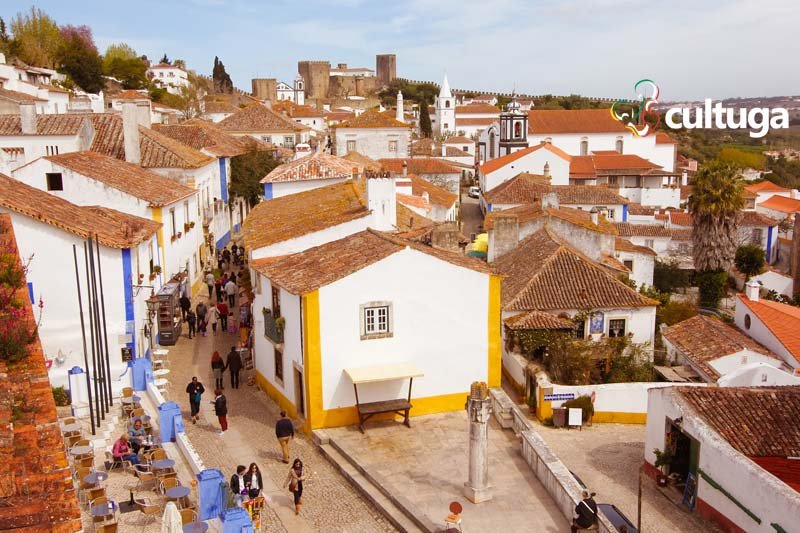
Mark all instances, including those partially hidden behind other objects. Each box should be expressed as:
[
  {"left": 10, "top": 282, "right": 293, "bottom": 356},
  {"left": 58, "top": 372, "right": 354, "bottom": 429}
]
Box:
[{"left": 356, "top": 398, "right": 412, "bottom": 433}]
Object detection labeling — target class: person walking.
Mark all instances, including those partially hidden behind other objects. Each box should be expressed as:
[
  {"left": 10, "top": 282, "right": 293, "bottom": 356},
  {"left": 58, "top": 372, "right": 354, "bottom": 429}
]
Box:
[
  {"left": 211, "top": 351, "right": 225, "bottom": 389},
  {"left": 225, "top": 278, "right": 238, "bottom": 308},
  {"left": 208, "top": 304, "right": 220, "bottom": 335},
  {"left": 185, "top": 376, "right": 205, "bottom": 424},
  {"left": 571, "top": 490, "right": 598, "bottom": 533},
  {"left": 225, "top": 346, "right": 242, "bottom": 389},
  {"left": 284, "top": 458, "right": 307, "bottom": 515},
  {"left": 216, "top": 249, "right": 223, "bottom": 271},
  {"left": 205, "top": 271, "right": 216, "bottom": 299},
  {"left": 215, "top": 276, "right": 224, "bottom": 302},
  {"left": 244, "top": 462, "right": 264, "bottom": 500},
  {"left": 196, "top": 301, "right": 208, "bottom": 337},
  {"left": 186, "top": 310, "right": 197, "bottom": 339},
  {"left": 230, "top": 465, "right": 247, "bottom": 507},
  {"left": 217, "top": 301, "right": 229, "bottom": 331},
  {"left": 179, "top": 293, "right": 191, "bottom": 321},
  {"left": 275, "top": 411, "right": 295, "bottom": 463},
  {"left": 211, "top": 389, "right": 227, "bottom": 435}
]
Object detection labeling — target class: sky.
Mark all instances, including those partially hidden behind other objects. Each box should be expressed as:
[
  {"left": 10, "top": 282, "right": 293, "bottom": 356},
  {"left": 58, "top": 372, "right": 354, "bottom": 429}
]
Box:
[{"left": 8, "top": 0, "right": 800, "bottom": 101}]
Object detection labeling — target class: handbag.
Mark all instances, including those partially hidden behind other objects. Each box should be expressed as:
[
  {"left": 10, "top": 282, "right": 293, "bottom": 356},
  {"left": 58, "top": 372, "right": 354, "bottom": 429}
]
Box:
[{"left": 288, "top": 478, "right": 297, "bottom": 493}]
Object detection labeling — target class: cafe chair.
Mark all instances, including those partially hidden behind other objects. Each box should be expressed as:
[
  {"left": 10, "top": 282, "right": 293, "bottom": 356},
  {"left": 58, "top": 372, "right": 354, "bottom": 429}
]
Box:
[
  {"left": 104, "top": 451, "right": 130, "bottom": 472},
  {"left": 179, "top": 508, "right": 198, "bottom": 525},
  {"left": 83, "top": 486, "right": 105, "bottom": 505},
  {"left": 121, "top": 387, "right": 133, "bottom": 398},
  {"left": 129, "top": 408, "right": 145, "bottom": 420},
  {"left": 134, "top": 470, "right": 159, "bottom": 493},
  {"left": 134, "top": 498, "right": 164, "bottom": 525},
  {"left": 159, "top": 477, "right": 179, "bottom": 495},
  {"left": 94, "top": 522, "right": 118, "bottom": 533},
  {"left": 62, "top": 416, "right": 77, "bottom": 425}
]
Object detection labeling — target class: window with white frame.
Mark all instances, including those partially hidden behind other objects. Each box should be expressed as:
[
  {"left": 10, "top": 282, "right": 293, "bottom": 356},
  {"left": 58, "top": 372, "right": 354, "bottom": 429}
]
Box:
[
  {"left": 580, "top": 137, "right": 589, "bottom": 156},
  {"left": 608, "top": 318, "right": 627, "bottom": 338},
  {"left": 360, "top": 302, "right": 393, "bottom": 339},
  {"left": 645, "top": 239, "right": 654, "bottom": 249},
  {"left": 388, "top": 140, "right": 398, "bottom": 152},
  {"left": 346, "top": 140, "right": 356, "bottom": 152},
  {"left": 284, "top": 136, "right": 295, "bottom": 147},
  {"left": 616, "top": 137, "right": 624, "bottom": 154}
]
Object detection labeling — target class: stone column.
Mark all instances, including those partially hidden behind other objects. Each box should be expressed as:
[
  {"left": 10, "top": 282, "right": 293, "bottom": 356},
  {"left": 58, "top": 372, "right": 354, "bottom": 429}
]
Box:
[{"left": 464, "top": 381, "right": 493, "bottom": 503}]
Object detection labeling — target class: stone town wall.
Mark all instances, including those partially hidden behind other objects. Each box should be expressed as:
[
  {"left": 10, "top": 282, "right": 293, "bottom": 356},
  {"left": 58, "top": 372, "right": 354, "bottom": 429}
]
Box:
[{"left": 298, "top": 61, "right": 331, "bottom": 100}]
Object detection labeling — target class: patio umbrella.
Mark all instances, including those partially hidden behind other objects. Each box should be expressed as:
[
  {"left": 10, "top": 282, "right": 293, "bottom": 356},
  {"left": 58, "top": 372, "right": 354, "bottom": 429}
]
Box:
[{"left": 162, "top": 501, "right": 182, "bottom": 533}]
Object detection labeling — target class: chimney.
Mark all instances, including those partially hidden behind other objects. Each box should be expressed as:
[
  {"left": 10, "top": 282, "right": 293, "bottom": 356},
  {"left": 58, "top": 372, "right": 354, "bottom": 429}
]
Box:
[
  {"left": 489, "top": 214, "right": 519, "bottom": 262},
  {"left": 402, "top": 160, "right": 408, "bottom": 177},
  {"left": 543, "top": 162, "right": 550, "bottom": 180},
  {"left": 366, "top": 175, "right": 397, "bottom": 231},
  {"left": 396, "top": 91, "right": 404, "bottom": 123},
  {"left": 136, "top": 102, "right": 151, "bottom": 127},
  {"left": 19, "top": 103, "right": 37, "bottom": 134},
  {"left": 542, "top": 192, "right": 559, "bottom": 210},
  {"left": 745, "top": 279, "right": 760, "bottom": 301},
  {"left": 121, "top": 102, "right": 141, "bottom": 165},
  {"left": 590, "top": 207, "right": 599, "bottom": 226},
  {"left": 431, "top": 222, "right": 461, "bottom": 252}
]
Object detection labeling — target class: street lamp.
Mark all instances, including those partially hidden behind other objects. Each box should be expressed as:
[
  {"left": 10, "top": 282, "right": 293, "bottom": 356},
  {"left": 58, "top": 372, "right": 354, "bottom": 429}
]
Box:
[{"left": 145, "top": 292, "right": 160, "bottom": 352}]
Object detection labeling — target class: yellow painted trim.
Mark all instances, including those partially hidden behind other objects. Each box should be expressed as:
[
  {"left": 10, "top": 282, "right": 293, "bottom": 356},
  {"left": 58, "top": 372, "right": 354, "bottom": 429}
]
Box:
[
  {"left": 487, "top": 274, "right": 502, "bottom": 388},
  {"left": 254, "top": 371, "right": 298, "bottom": 420},
  {"left": 537, "top": 386, "right": 553, "bottom": 421},
  {"left": 302, "top": 291, "right": 323, "bottom": 434},
  {"left": 151, "top": 207, "right": 167, "bottom": 274},
  {"left": 591, "top": 412, "right": 647, "bottom": 424}
]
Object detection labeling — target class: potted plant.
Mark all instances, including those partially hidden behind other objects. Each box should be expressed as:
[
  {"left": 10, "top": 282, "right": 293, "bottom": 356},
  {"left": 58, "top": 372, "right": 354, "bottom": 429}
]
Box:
[
  {"left": 170, "top": 234, "right": 177, "bottom": 243},
  {"left": 527, "top": 394, "right": 537, "bottom": 415},
  {"left": 177, "top": 231, "right": 182, "bottom": 238},
  {"left": 190, "top": 221, "right": 196, "bottom": 228},
  {"left": 184, "top": 222, "right": 191, "bottom": 232},
  {"left": 275, "top": 316, "right": 286, "bottom": 333},
  {"left": 653, "top": 448, "right": 673, "bottom": 487}
]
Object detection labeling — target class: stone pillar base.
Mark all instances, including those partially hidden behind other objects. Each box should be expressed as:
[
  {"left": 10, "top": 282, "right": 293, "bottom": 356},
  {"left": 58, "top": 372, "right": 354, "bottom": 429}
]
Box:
[{"left": 463, "top": 483, "right": 493, "bottom": 503}]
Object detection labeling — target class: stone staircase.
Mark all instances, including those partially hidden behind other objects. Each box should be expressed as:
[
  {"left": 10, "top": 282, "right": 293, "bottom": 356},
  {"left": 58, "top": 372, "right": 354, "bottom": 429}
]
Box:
[{"left": 313, "top": 430, "right": 431, "bottom": 533}]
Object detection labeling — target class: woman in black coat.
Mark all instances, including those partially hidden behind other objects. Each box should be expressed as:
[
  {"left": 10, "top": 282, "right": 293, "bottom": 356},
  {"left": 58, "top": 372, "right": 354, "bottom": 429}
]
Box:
[
  {"left": 243, "top": 462, "right": 263, "bottom": 499},
  {"left": 211, "top": 388, "right": 227, "bottom": 435}
]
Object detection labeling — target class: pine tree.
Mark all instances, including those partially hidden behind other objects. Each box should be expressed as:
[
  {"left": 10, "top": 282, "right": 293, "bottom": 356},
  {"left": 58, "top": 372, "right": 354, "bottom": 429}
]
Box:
[
  {"left": 160, "top": 53, "right": 170, "bottom": 64},
  {"left": 212, "top": 56, "right": 233, "bottom": 94},
  {"left": 419, "top": 99, "right": 432, "bottom": 138}
]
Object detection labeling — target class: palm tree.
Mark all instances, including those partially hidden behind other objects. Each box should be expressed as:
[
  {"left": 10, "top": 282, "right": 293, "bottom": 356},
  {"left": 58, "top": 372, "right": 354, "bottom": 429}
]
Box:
[{"left": 688, "top": 160, "right": 745, "bottom": 308}]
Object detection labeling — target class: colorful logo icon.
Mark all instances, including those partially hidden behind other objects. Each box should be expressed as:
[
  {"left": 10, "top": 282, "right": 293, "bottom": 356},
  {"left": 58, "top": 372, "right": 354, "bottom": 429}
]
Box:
[{"left": 611, "top": 79, "right": 660, "bottom": 137}]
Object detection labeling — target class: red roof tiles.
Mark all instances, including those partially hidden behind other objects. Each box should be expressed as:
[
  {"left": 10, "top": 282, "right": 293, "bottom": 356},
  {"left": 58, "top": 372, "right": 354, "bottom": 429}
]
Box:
[
  {"left": 379, "top": 158, "right": 461, "bottom": 175},
  {"left": 335, "top": 108, "right": 410, "bottom": 129},
  {"left": 527, "top": 108, "right": 628, "bottom": 134},
  {"left": 219, "top": 103, "right": 307, "bottom": 133},
  {"left": 738, "top": 295, "right": 800, "bottom": 364},
  {"left": 758, "top": 195, "right": 800, "bottom": 214},
  {"left": 479, "top": 143, "right": 572, "bottom": 175},
  {"left": 261, "top": 152, "right": 361, "bottom": 183}
]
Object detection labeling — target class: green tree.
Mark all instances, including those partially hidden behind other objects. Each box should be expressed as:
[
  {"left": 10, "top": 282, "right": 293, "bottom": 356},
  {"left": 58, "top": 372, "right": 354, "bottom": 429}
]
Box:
[
  {"left": 653, "top": 259, "right": 690, "bottom": 294},
  {"left": 0, "top": 17, "right": 9, "bottom": 53},
  {"left": 56, "top": 25, "right": 103, "bottom": 93},
  {"left": 9, "top": 7, "right": 61, "bottom": 68},
  {"left": 419, "top": 101, "right": 432, "bottom": 138},
  {"left": 689, "top": 160, "right": 745, "bottom": 308},
  {"left": 230, "top": 143, "right": 280, "bottom": 206},
  {"left": 657, "top": 300, "right": 698, "bottom": 327},
  {"left": 212, "top": 56, "right": 233, "bottom": 94},
  {"left": 718, "top": 147, "right": 766, "bottom": 170},
  {"left": 735, "top": 244, "right": 766, "bottom": 280},
  {"left": 102, "top": 43, "right": 148, "bottom": 89}
]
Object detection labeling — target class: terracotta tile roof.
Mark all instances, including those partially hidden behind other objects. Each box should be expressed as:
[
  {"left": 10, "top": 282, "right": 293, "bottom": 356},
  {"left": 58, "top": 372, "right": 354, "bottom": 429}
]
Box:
[
  {"left": 0, "top": 216, "right": 82, "bottom": 530},
  {"left": 0, "top": 113, "right": 87, "bottom": 136},
  {"left": 444, "top": 136, "right": 473, "bottom": 144},
  {"left": 738, "top": 295, "right": 800, "bottom": 364},
  {"left": 456, "top": 103, "right": 500, "bottom": 114},
  {"left": 336, "top": 108, "right": 410, "bottom": 129},
  {"left": 479, "top": 143, "right": 572, "bottom": 175},
  {"left": 680, "top": 185, "right": 693, "bottom": 200},
  {"left": 342, "top": 151, "right": 382, "bottom": 171},
  {"left": 484, "top": 203, "right": 616, "bottom": 234},
  {"left": 667, "top": 211, "right": 692, "bottom": 227},
  {"left": 218, "top": 103, "right": 307, "bottom": 133},
  {"left": 46, "top": 151, "right": 196, "bottom": 206},
  {"left": 504, "top": 310, "right": 576, "bottom": 330},
  {"left": 483, "top": 172, "right": 628, "bottom": 206},
  {"left": 203, "top": 99, "right": 240, "bottom": 114},
  {"left": 601, "top": 253, "right": 629, "bottom": 272},
  {"left": 272, "top": 100, "right": 324, "bottom": 118},
  {"left": 325, "top": 110, "right": 355, "bottom": 122},
  {"left": 406, "top": 174, "right": 457, "bottom": 208},
  {"left": 746, "top": 181, "right": 790, "bottom": 194},
  {"left": 396, "top": 201, "right": 435, "bottom": 232},
  {"left": 0, "top": 173, "right": 160, "bottom": 248},
  {"left": 37, "top": 82, "right": 69, "bottom": 94},
  {"left": 614, "top": 223, "right": 672, "bottom": 238},
  {"left": 261, "top": 152, "right": 361, "bottom": 183},
  {"left": 750, "top": 456, "right": 800, "bottom": 492},
  {"left": 742, "top": 188, "right": 759, "bottom": 199},
  {"left": 740, "top": 211, "right": 779, "bottom": 226},
  {"left": 527, "top": 108, "right": 628, "bottom": 134},
  {"left": 655, "top": 132, "right": 675, "bottom": 144},
  {"left": 379, "top": 158, "right": 461, "bottom": 175},
  {"left": 149, "top": 62, "right": 179, "bottom": 69},
  {"left": 111, "top": 89, "right": 151, "bottom": 100},
  {"left": 663, "top": 315, "right": 773, "bottom": 379},
  {"left": 671, "top": 228, "right": 692, "bottom": 241},
  {"left": 154, "top": 119, "right": 251, "bottom": 157},
  {"left": 456, "top": 117, "right": 496, "bottom": 127},
  {"left": 495, "top": 228, "right": 657, "bottom": 311},
  {"left": 251, "top": 228, "right": 490, "bottom": 294},
  {"left": 570, "top": 153, "right": 663, "bottom": 178},
  {"left": 758, "top": 195, "right": 800, "bottom": 214},
  {"left": 396, "top": 192, "right": 430, "bottom": 211},
  {"left": 627, "top": 204, "right": 657, "bottom": 216},
  {"left": 677, "top": 386, "right": 800, "bottom": 457},
  {"left": 0, "top": 87, "right": 47, "bottom": 103},
  {"left": 615, "top": 238, "right": 656, "bottom": 256},
  {"left": 89, "top": 113, "right": 214, "bottom": 169}
]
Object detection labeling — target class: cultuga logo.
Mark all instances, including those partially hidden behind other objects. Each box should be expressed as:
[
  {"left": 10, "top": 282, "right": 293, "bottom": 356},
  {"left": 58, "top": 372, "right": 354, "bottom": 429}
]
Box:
[{"left": 612, "top": 79, "right": 790, "bottom": 139}]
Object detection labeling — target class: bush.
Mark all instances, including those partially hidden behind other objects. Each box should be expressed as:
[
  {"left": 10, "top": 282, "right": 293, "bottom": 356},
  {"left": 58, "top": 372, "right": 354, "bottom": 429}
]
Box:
[
  {"left": 735, "top": 244, "right": 765, "bottom": 280},
  {"left": 696, "top": 270, "right": 728, "bottom": 308},
  {"left": 52, "top": 386, "right": 70, "bottom": 406},
  {"left": 657, "top": 300, "right": 698, "bottom": 327},
  {"left": 654, "top": 259, "right": 690, "bottom": 294},
  {"left": 563, "top": 395, "right": 594, "bottom": 422}
]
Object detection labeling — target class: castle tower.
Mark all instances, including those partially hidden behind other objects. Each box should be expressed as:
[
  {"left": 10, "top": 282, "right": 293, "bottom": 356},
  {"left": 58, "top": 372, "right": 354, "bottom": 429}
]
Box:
[
  {"left": 293, "top": 74, "right": 305, "bottom": 105},
  {"left": 297, "top": 61, "right": 330, "bottom": 100},
  {"left": 376, "top": 54, "right": 397, "bottom": 86},
  {"left": 396, "top": 91, "right": 404, "bottom": 123},
  {"left": 252, "top": 78, "right": 277, "bottom": 102},
  {"left": 498, "top": 97, "right": 529, "bottom": 156},
  {"left": 435, "top": 74, "right": 456, "bottom": 135}
]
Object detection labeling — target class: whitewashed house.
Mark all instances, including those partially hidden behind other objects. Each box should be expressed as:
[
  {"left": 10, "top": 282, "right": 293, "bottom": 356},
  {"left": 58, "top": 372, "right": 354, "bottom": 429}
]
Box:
[
  {"left": 735, "top": 281, "right": 800, "bottom": 371},
  {"left": 249, "top": 228, "right": 499, "bottom": 430},
  {"left": 260, "top": 152, "right": 361, "bottom": 200},
  {"left": 395, "top": 174, "right": 458, "bottom": 222},
  {"left": 276, "top": 75, "right": 305, "bottom": 105},
  {"left": 333, "top": 109, "right": 411, "bottom": 160},
  {"left": 219, "top": 103, "right": 310, "bottom": 148},
  {"left": 479, "top": 143, "right": 572, "bottom": 193},
  {"left": 614, "top": 238, "right": 656, "bottom": 288},
  {"left": 0, "top": 173, "right": 161, "bottom": 388},
  {"left": 147, "top": 62, "right": 189, "bottom": 95},
  {"left": 12, "top": 150, "right": 202, "bottom": 293},
  {"left": 379, "top": 157, "right": 463, "bottom": 195},
  {"left": 272, "top": 101, "right": 324, "bottom": 134}
]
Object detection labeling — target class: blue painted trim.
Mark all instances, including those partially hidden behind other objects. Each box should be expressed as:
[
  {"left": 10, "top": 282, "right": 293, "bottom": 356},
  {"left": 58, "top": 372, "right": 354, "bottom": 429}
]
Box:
[
  {"left": 622, "top": 204, "right": 629, "bottom": 222},
  {"left": 263, "top": 182, "right": 273, "bottom": 200},
  {"left": 121, "top": 249, "right": 136, "bottom": 359},
  {"left": 233, "top": 223, "right": 241, "bottom": 233},
  {"left": 487, "top": 203, "right": 493, "bottom": 212},
  {"left": 767, "top": 226, "right": 774, "bottom": 262},
  {"left": 216, "top": 231, "right": 231, "bottom": 250},
  {"left": 219, "top": 158, "right": 229, "bottom": 203},
  {"left": 27, "top": 282, "right": 34, "bottom": 304}
]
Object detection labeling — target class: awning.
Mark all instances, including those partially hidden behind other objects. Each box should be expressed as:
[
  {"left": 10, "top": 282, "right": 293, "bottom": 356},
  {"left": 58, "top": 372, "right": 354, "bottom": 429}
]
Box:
[{"left": 345, "top": 363, "right": 424, "bottom": 385}]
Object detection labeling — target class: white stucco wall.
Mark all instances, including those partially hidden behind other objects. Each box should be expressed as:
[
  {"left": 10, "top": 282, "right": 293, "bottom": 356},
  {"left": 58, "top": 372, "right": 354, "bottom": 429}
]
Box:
[
  {"left": 334, "top": 127, "right": 411, "bottom": 159},
  {"left": 735, "top": 296, "right": 799, "bottom": 370},
  {"left": 481, "top": 149, "right": 571, "bottom": 192},
  {"left": 317, "top": 248, "right": 490, "bottom": 409},
  {"left": 716, "top": 363, "right": 800, "bottom": 386},
  {"left": 268, "top": 177, "right": 347, "bottom": 199},
  {"left": 250, "top": 216, "right": 371, "bottom": 260},
  {"left": 615, "top": 250, "right": 655, "bottom": 289}
]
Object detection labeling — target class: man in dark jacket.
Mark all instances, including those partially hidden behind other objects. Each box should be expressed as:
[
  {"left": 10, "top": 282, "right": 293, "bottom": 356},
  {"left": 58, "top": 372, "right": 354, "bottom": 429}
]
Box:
[
  {"left": 226, "top": 346, "right": 242, "bottom": 389},
  {"left": 230, "top": 465, "right": 247, "bottom": 506},
  {"left": 179, "top": 294, "right": 191, "bottom": 321},
  {"left": 275, "top": 411, "right": 295, "bottom": 463},
  {"left": 212, "top": 389, "right": 227, "bottom": 435},
  {"left": 571, "top": 491, "right": 598, "bottom": 533}
]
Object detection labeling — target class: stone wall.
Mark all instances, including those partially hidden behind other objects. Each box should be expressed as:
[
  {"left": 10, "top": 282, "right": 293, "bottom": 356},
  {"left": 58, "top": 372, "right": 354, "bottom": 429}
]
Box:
[
  {"left": 252, "top": 78, "right": 277, "bottom": 101},
  {"left": 298, "top": 61, "right": 331, "bottom": 100},
  {"left": 376, "top": 54, "right": 396, "bottom": 86}
]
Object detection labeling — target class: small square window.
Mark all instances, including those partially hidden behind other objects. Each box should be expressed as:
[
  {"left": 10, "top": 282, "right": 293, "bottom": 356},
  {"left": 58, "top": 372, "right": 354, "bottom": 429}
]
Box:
[
  {"left": 574, "top": 320, "right": 585, "bottom": 340},
  {"left": 346, "top": 140, "right": 356, "bottom": 152},
  {"left": 623, "top": 260, "right": 634, "bottom": 270},
  {"left": 274, "top": 345, "right": 284, "bottom": 382},
  {"left": 360, "top": 302, "right": 393, "bottom": 339},
  {"left": 609, "top": 319, "right": 626, "bottom": 338},
  {"left": 46, "top": 172, "right": 63, "bottom": 191},
  {"left": 388, "top": 140, "right": 398, "bottom": 152}
]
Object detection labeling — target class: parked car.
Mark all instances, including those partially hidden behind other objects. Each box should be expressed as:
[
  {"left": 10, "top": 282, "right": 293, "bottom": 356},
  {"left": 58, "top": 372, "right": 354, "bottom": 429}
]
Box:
[{"left": 468, "top": 186, "right": 480, "bottom": 199}]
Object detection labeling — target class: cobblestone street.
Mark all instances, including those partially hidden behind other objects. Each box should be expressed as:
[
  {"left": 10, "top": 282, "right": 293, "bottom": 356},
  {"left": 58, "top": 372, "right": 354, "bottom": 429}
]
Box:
[{"left": 163, "top": 273, "right": 396, "bottom": 532}]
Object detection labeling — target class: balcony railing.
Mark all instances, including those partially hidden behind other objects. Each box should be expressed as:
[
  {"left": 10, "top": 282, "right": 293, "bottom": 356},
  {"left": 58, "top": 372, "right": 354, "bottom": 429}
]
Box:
[{"left": 262, "top": 308, "right": 284, "bottom": 344}]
